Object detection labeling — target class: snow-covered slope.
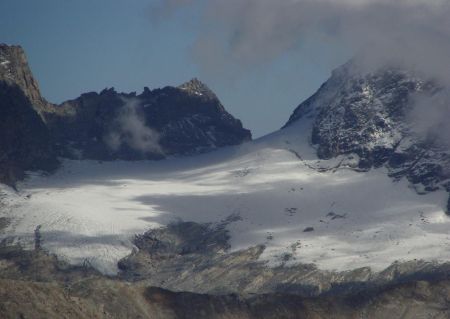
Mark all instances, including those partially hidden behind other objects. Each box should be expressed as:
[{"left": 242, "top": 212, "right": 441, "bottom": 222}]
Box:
[{"left": 0, "top": 119, "right": 448, "bottom": 275}]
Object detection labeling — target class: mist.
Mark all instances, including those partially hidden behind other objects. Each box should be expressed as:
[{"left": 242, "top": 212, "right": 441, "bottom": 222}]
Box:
[
  {"left": 104, "top": 98, "right": 162, "bottom": 155},
  {"left": 408, "top": 89, "right": 450, "bottom": 147}
]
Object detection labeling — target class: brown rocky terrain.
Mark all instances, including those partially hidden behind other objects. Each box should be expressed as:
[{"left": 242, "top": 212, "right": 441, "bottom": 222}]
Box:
[
  {"left": 1, "top": 221, "right": 449, "bottom": 319},
  {"left": 1, "top": 244, "right": 450, "bottom": 319}
]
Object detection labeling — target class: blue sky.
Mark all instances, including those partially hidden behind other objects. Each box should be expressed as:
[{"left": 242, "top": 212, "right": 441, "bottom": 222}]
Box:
[{"left": 0, "top": 0, "right": 351, "bottom": 137}]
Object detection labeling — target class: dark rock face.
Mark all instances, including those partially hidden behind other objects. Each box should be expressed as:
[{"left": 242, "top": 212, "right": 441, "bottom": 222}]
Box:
[
  {"left": 0, "top": 44, "right": 251, "bottom": 181},
  {"left": 43, "top": 78, "right": 251, "bottom": 160},
  {"left": 133, "top": 221, "right": 230, "bottom": 256},
  {"left": 0, "top": 45, "right": 57, "bottom": 185},
  {"left": 0, "top": 44, "right": 52, "bottom": 115},
  {"left": 284, "top": 59, "right": 450, "bottom": 204},
  {"left": 143, "top": 287, "right": 309, "bottom": 319}
]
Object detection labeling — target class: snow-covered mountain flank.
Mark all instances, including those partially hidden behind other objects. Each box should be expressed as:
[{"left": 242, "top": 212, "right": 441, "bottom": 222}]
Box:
[
  {"left": 2, "top": 45, "right": 450, "bottom": 302},
  {"left": 285, "top": 59, "right": 450, "bottom": 210}
]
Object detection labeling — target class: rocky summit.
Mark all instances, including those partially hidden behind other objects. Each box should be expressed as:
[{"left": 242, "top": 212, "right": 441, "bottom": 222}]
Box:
[{"left": 284, "top": 58, "right": 450, "bottom": 211}]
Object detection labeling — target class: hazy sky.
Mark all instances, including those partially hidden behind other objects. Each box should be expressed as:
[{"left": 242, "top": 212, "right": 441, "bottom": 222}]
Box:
[{"left": 0, "top": 0, "right": 351, "bottom": 137}]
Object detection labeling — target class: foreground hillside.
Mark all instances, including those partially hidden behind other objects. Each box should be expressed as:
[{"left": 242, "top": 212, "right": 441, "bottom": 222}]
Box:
[{"left": 1, "top": 245, "right": 450, "bottom": 319}]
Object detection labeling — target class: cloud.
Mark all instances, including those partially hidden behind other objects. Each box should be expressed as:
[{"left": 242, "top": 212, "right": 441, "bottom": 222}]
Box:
[
  {"left": 156, "top": 0, "right": 450, "bottom": 83},
  {"left": 104, "top": 98, "right": 163, "bottom": 155}
]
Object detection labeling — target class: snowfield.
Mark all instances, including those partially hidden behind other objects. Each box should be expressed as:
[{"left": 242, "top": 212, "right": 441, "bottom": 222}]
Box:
[{"left": 0, "top": 121, "right": 449, "bottom": 275}]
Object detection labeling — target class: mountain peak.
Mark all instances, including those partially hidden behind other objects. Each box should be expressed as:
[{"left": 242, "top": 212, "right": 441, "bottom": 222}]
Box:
[
  {"left": 178, "top": 78, "right": 216, "bottom": 99},
  {"left": 0, "top": 43, "right": 50, "bottom": 114},
  {"left": 0, "top": 44, "right": 25, "bottom": 81}
]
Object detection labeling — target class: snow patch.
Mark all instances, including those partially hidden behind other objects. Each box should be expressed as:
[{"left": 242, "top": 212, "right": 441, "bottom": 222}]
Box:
[{"left": 0, "top": 60, "right": 10, "bottom": 68}]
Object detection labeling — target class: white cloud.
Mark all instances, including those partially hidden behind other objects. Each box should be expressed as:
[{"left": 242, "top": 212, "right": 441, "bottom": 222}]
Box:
[{"left": 104, "top": 98, "right": 163, "bottom": 155}]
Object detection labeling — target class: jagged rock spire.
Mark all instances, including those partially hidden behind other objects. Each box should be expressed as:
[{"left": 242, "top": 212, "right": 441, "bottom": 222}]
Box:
[{"left": 178, "top": 78, "right": 217, "bottom": 99}]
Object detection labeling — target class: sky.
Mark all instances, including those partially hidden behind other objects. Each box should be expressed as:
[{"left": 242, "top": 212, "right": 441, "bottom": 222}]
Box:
[
  {"left": 2, "top": 1, "right": 449, "bottom": 138},
  {"left": 0, "top": 0, "right": 350, "bottom": 137}
]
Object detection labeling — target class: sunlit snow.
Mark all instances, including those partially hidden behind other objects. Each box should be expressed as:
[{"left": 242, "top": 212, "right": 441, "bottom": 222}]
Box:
[{"left": 0, "top": 121, "right": 448, "bottom": 274}]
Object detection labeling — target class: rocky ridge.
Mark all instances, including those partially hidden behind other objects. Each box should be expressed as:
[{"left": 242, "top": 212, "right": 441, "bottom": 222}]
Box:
[
  {"left": 43, "top": 78, "right": 251, "bottom": 160},
  {"left": 0, "top": 43, "right": 251, "bottom": 181}
]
